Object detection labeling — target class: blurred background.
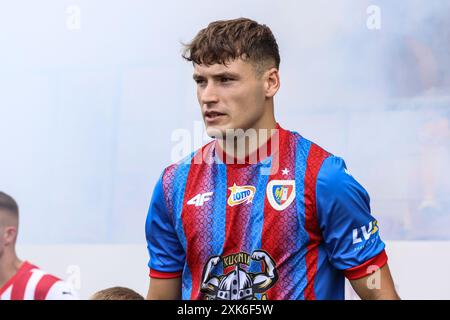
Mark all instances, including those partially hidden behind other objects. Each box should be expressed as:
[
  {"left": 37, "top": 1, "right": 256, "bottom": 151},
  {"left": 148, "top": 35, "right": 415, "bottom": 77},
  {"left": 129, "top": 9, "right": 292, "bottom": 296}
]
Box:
[{"left": 0, "top": 0, "right": 449, "bottom": 298}]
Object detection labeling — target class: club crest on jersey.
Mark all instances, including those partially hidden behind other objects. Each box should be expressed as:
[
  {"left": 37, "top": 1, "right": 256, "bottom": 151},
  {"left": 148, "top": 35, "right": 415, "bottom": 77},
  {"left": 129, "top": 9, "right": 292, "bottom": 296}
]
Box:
[
  {"left": 266, "top": 180, "right": 296, "bottom": 211},
  {"left": 227, "top": 184, "right": 256, "bottom": 207}
]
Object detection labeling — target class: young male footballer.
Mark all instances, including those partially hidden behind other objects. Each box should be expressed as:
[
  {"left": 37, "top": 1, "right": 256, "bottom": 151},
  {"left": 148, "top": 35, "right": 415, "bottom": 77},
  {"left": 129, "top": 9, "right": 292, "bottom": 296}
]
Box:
[{"left": 145, "top": 18, "right": 399, "bottom": 300}]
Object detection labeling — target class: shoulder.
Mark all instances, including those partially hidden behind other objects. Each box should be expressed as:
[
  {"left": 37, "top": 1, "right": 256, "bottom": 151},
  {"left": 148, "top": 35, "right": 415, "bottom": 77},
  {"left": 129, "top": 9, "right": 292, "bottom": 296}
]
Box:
[
  {"left": 32, "top": 271, "right": 60, "bottom": 300},
  {"left": 286, "top": 129, "right": 332, "bottom": 162},
  {"left": 287, "top": 131, "right": 334, "bottom": 180},
  {"left": 161, "top": 140, "right": 216, "bottom": 181},
  {"left": 317, "top": 156, "right": 348, "bottom": 187},
  {"left": 154, "top": 140, "right": 216, "bottom": 208},
  {"left": 160, "top": 140, "right": 216, "bottom": 183},
  {"left": 27, "top": 264, "right": 78, "bottom": 300},
  {"left": 316, "top": 155, "right": 370, "bottom": 202},
  {"left": 286, "top": 130, "right": 353, "bottom": 193}
]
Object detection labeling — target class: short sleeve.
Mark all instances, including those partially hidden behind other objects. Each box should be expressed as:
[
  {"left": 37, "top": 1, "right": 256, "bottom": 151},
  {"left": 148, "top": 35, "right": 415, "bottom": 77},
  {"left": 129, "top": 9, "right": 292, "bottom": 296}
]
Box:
[
  {"left": 45, "top": 281, "right": 79, "bottom": 300},
  {"left": 316, "top": 156, "right": 387, "bottom": 280},
  {"left": 145, "top": 172, "right": 185, "bottom": 278}
]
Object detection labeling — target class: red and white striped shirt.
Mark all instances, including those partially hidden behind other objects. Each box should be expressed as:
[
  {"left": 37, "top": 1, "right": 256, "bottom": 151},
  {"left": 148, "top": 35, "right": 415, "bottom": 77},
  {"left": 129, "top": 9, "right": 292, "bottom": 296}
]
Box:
[{"left": 0, "top": 261, "right": 78, "bottom": 300}]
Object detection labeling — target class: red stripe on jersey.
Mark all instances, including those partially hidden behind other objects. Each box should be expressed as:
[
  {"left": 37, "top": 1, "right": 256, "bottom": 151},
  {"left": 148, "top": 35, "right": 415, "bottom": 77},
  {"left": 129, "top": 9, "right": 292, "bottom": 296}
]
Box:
[
  {"left": 34, "top": 274, "right": 60, "bottom": 300},
  {"left": 182, "top": 142, "right": 216, "bottom": 300},
  {"left": 304, "top": 143, "right": 330, "bottom": 300},
  {"left": 10, "top": 266, "right": 35, "bottom": 300},
  {"left": 149, "top": 269, "right": 182, "bottom": 279},
  {"left": 0, "top": 261, "right": 35, "bottom": 298},
  {"left": 261, "top": 128, "right": 297, "bottom": 299},
  {"left": 344, "top": 249, "right": 388, "bottom": 280}
]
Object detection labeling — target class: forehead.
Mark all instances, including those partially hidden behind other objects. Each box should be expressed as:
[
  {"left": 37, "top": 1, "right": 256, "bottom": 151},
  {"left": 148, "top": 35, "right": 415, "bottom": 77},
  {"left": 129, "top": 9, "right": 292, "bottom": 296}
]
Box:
[{"left": 193, "top": 58, "right": 255, "bottom": 77}]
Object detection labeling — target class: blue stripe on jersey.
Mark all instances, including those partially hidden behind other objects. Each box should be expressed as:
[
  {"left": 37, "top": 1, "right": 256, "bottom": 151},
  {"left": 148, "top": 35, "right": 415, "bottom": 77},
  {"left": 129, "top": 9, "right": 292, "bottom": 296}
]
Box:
[
  {"left": 172, "top": 152, "right": 194, "bottom": 300},
  {"left": 294, "top": 135, "right": 312, "bottom": 300},
  {"left": 248, "top": 159, "right": 271, "bottom": 274},
  {"left": 211, "top": 163, "right": 227, "bottom": 276},
  {"left": 314, "top": 243, "right": 345, "bottom": 300}
]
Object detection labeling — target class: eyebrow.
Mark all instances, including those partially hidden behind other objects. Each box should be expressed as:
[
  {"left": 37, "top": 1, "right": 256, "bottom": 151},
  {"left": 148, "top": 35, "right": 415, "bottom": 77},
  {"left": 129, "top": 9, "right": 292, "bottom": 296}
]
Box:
[{"left": 193, "top": 71, "right": 240, "bottom": 80}]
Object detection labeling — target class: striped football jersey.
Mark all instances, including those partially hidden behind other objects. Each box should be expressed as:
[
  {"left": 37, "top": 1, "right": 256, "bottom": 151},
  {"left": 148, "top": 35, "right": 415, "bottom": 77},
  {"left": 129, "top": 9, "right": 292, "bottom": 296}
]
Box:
[{"left": 0, "top": 261, "right": 78, "bottom": 300}]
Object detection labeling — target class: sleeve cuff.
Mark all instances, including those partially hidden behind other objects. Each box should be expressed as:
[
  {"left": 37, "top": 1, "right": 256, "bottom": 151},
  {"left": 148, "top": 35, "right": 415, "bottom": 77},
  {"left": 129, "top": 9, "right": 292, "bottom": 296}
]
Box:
[
  {"left": 149, "top": 268, "right": 183, "bottom": 279},
  {"left": 343, "top": 249, "right": 388, "bottom": 280}
]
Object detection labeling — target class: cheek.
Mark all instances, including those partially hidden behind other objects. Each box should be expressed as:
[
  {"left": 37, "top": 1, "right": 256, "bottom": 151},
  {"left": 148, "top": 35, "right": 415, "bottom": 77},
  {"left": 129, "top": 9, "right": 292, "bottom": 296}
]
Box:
[
  {"left": 253, "top": 82, "right": 267, "bottom": 103},
  {"left": 230, "top": 85, "right": 256, "bottom": 106},
  {"left": 196, "top": 89, "right": 202, "bottom": 104},
  {"left": 224, "top": 82, "right": 264, "bottom": 120},
  {"left": 240, "top": 84, "right": 265, "bottom": 112}
]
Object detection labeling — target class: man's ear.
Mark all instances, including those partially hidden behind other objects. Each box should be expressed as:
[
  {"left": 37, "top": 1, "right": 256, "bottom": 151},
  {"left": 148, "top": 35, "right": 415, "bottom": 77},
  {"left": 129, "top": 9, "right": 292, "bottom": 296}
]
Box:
[
  {"left": 264, "top": 67, "right": 280, "bottom": 98},
  {"left": 3, "top": 227, "right": 17, "bottom": 246}
]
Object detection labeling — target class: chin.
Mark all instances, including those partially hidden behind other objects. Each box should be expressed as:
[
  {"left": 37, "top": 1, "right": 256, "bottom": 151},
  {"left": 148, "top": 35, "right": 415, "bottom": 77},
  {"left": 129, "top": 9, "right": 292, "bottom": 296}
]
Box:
[
  {"left": 205, "top": 119, "right": 253, "bottom": 139},
  {"left": 205, "top": 125, "right": 226, "bottom": 139}
]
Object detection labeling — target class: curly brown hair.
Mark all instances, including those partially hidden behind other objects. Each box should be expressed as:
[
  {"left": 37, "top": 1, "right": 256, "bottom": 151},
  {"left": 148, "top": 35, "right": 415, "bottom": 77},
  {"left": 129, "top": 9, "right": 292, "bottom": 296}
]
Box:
[
  {"left": 90, "top": 287, "right": 144, "bottom": 300},
  {"left": 182, "top": 17, "right": 280, "bottom": 75}
]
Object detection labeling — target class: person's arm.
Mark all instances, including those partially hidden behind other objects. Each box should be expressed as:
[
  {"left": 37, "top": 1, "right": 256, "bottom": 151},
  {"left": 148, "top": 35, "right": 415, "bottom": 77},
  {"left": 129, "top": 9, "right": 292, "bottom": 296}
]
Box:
[
  {"left": 350, "top": 263, "right": 400, "bottom": 300},
  {"left": 316, "top": 156, "right": 400, "bottom": 300},
  {"left": 147, "top": 277, "right": 182, "bottom": 300},
  {"left": 145, "top": 170, "right": 185, "bottom": 300}
]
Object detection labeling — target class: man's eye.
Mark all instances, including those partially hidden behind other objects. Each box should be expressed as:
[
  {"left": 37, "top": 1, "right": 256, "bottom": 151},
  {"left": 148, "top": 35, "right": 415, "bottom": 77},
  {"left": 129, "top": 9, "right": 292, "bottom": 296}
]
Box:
[
  {"left": 220, "top": 77, "right": 233, "bottom": 83},
  {"left": 195, "top": 79, "right": 206, "bottom": 85}
]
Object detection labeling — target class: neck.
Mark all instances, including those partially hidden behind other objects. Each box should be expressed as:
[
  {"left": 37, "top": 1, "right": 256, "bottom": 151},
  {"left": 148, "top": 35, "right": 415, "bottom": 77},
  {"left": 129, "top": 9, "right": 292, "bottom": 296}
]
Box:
[
  {"left": 0, "top": 250, "right": 22, "bottom": 289},
  {"left": 218, "top": 113, "right": 278, "bottom": 163}
]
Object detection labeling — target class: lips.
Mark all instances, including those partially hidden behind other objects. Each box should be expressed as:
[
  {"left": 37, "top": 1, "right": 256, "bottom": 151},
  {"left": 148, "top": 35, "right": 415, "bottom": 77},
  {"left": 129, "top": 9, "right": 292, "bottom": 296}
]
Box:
[
  {"left": 205, "top": 111, "right": 225, "bottom": 117},
  {"left": 204, "top": 110, "right": 226, "bottom": 121}
]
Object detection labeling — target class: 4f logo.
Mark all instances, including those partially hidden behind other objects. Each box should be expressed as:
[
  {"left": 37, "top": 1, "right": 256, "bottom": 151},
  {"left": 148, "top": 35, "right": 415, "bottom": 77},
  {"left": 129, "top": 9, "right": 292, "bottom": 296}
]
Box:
[
  {"left": 187, "top": 192, "right": 213, "bottom": 207},
  {"left": 352, "top": 220, "right": 379, "bottom": 244}
]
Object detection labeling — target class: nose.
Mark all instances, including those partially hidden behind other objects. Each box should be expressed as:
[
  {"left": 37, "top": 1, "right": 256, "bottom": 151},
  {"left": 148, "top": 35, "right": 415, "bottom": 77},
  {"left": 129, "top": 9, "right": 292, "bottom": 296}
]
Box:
[{"left": 199, "top": 82, "right": 219, "bottom": 107}]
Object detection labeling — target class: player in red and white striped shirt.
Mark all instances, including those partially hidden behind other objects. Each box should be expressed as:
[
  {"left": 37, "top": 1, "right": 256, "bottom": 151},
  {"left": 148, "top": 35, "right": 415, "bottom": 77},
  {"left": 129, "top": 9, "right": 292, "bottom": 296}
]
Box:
[{"left": 0, "top": 192, "right": 78, "bottom": 300}]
